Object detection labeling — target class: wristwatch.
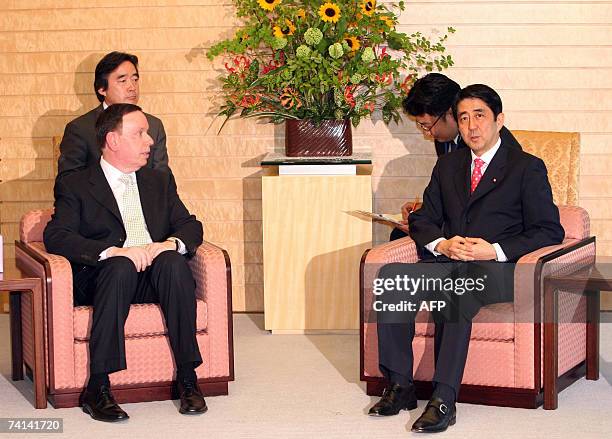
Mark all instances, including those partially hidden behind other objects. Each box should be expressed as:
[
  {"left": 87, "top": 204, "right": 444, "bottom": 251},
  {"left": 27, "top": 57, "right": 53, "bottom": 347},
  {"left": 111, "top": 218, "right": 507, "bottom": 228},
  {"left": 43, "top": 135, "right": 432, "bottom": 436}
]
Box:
[{"left": 166, "top": 237, "right": 179, "bottom": 251}]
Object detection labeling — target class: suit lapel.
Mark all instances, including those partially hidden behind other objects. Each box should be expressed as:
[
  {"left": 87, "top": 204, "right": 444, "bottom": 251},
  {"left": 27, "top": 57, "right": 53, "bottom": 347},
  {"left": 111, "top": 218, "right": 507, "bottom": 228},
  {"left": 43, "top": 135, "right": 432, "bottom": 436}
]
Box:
[
  {"left": 135, "top": 169, "right": 158, "bottom": 238},
  {"left": 88, "top": 164, "right": 123, "bottom": 224},
  {"left": 467, "top": 144, "right": 508, "bottom": 208}
]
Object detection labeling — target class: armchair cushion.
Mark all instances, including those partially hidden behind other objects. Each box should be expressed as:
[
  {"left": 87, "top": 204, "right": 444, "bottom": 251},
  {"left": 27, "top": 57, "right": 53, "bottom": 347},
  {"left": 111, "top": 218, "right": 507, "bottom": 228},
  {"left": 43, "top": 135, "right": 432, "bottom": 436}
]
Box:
[{"left": 73, "top": 301, "right": 208, "bottom": 341}]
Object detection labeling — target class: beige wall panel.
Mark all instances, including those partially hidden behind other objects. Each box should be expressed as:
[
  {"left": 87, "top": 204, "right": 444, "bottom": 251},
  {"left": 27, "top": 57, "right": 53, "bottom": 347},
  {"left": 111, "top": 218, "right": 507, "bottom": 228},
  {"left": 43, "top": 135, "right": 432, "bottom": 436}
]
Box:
[
  {"left": 501, "top": 90, "right": 612, "bottom": 112},
  {"left": 591, "top": 220, "right": 612, "bottom": 241},
  {"left": 0, "top": 139, "right": 53, "bottom": 159},
  {"left": 580, "top": 177, "right": 612, "bottom": 198},
  {"left": 0, "top": 116, "right": 71, "bottom": 138},
  {"left": 401, "top": 4, "right": 610, "bottom": 24},
  {"left": 581, "top": 155, "right": 612, "bottom": 176},
  {"left": 8, "top": 30, "right": 125, "bottom": 53},
  {"left": 422, "top": 25, "right": 612, "bottom": 46},
  {"left": 1, "top": 159, "right": 54, "bottom": 180},
  {"left": 373, "top": 155, "right": 437, "bottom": 178},
  {"left": 580, "top": 134, "right": 612, "bottom": 155},
  {"left": 0, "top": 96, "right": 85, "bottom": 117},
  {"left": 580, "top": 199, "right": 612, "bottom": 220},
  {"left": 167, "top": 136, "right": 269, "bottom": 157},
  {"left": 503, "top": 112, "right": 611, "bottom": 133},
  {"left": 4, "top": 1, "right": 224, "bottom": 8},
  {"left": 0, "top": 181, "right": 54, "bottom": 202},
  {"left": 0, "top": 7, "right": 237, "bottom": 31},
  {"left": 373, "top": 177, "right": 431, "bottom": 199},
  {"left": 597, "top": 242, "right": 612, "bottom": 256},
  {"left": 0, "top": 202, "right": 54, "bottom": 223},
  {"left": 450, "top": 48, "right": 612, "bottom": 68},
  {"left": 172, "top": 157, "right": 265, "bottom": 179},
  {"left": 449, "top": 68, "right": 612, "bottom": 90}
]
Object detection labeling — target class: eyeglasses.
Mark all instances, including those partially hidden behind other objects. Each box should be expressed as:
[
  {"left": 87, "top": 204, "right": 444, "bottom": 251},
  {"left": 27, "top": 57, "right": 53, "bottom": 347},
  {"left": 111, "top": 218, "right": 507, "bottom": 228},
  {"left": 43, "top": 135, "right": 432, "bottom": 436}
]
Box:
[{"left": 416, "top": 113, "right": 444, "bottom": 133}]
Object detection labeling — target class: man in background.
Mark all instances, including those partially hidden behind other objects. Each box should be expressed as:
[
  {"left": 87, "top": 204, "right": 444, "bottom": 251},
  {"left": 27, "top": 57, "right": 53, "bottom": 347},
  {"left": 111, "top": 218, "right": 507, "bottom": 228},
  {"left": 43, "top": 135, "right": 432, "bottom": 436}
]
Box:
[
  {"left": 390, "top": 73, "right": 521, "bottom": 240},
  {"left": 57, "top": 51, "right": 169, "bottom": 179}
]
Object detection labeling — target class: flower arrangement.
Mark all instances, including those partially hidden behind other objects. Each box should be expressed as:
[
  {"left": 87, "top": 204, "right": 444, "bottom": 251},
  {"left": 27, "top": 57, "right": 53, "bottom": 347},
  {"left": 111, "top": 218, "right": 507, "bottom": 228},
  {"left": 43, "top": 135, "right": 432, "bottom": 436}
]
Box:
[{"left": 207, "top": 0, "right": 454, "bottom": 128}]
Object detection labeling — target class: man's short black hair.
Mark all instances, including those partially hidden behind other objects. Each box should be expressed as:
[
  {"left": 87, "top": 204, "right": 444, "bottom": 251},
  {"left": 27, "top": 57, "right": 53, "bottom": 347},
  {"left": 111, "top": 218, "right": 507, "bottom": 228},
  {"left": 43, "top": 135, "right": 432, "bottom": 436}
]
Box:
[
  {"left": 402, "top": 73, "right": 460, "bottom": 117},
  {"left": 95, "top": 103, "right": 142, "bottom": 150},
  {"left": 94, "top": 51, "right": 139, "bottom": 103},
  {"left": 452, "top": 84, "right": 503, "bottom": 120}
]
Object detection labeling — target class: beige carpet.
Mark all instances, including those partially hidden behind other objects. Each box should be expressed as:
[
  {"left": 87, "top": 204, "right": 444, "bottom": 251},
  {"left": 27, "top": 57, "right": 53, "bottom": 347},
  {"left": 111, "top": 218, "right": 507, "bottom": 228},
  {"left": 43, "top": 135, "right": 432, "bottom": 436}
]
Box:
[{"left": 0, "top": 313, "right": 611, "bottom": 438}]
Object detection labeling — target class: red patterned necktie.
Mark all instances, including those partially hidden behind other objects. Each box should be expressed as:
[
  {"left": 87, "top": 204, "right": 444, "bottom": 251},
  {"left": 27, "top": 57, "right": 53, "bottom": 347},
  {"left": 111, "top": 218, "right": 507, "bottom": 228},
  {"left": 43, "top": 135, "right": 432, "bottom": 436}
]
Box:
[{"left": 471, "top": 158, "right": 485, "bottom": 193}]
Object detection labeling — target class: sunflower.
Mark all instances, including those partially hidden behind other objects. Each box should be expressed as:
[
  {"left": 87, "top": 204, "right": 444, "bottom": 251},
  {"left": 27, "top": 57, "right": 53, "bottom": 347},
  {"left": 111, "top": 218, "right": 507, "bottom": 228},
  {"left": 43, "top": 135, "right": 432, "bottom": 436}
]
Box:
[
  {"left": 296, "top": 8, "right": 306, "bottom": 19},
  {"left": 344, "top": 36, "right": 360, "bottom": 52},
  {"left": 360, "top": 0, "right": 376, "bottom": 16},
  {"left": 257, "top": 0, "right": 280, "bottom": 11},
  {"left": 381, "top": 15, "right": 394, "bottom": 28},
  {"left": 319, "top": 2, "right": 341, "bottom": 23},
  {"left": 273, "top": 19, "right": 296, "bottom": 38}
]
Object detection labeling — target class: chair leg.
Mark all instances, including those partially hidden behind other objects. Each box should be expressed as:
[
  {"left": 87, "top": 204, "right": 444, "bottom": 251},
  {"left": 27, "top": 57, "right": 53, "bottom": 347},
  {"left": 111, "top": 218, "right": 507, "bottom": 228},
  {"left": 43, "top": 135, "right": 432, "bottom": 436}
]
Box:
[
  {"left": 586, "top": 289, "right": 600, "bottom": 380},
  {"left": 543, "top": 283, "right": 558, "bottom": 410},
  {"left": 9, "top": 292, "right": 24, "bottom": 381}
]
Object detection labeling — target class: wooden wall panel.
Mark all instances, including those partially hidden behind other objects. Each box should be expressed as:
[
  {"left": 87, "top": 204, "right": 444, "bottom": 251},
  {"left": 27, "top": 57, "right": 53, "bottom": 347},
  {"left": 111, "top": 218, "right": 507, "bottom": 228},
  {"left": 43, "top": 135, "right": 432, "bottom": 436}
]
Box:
[{"left": 0, "top": 1, "right": 610, "bottom": 313}]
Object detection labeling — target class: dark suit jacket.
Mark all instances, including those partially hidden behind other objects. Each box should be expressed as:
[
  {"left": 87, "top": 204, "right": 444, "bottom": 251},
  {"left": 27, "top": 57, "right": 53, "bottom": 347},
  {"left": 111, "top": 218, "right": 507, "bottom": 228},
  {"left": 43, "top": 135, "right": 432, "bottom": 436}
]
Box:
[
  {"left": 409, "top": 141, "right": 564, "bottom": 263},
  {"left": 57, "top": 105, "right": 169, "bottom": 179},
  {"left": 44, "top": 164, "right": 202, "bottom": 270},
  {"left": 433, "top": 126, "right": 521, "bottom": 157}
]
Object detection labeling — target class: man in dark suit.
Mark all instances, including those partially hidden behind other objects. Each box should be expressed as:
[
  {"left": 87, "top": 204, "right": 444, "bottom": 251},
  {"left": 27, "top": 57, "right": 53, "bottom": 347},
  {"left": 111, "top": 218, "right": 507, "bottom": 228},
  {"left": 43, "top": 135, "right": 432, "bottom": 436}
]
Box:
[
  {"left": 369, "top": 85, "right": 564, "bottom": 432},
  {"left": 57, "top": 51, "right": 169, "bottom": 180},
  {"left": 44, "top": 104, "right": 206, "bottom": 422},
  {"left": 390, "top": 73, "right": 521, "bottom": 240}
]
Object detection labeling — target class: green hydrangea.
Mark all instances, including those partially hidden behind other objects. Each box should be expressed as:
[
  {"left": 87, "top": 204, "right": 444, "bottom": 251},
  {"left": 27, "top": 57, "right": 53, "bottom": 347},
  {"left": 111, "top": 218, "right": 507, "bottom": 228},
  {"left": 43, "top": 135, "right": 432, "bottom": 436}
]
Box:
[
  {"left": 271, "top": 38, "right": 287, "bottom": 50},
  {"left": 328, "top": 43, "right": 343, "bottom": 59},
  {"left": 342, "top": 41, "right": 350, "bottom": 53},
  {"left": 350, "top": 73, "right": 362, "bottom": 84},
  {"left": 304, "top": 27, "right": 323, "bottom": 46},
  {"left": 361, "top": 47, "right": 375, "bottom": 63},
  {"left": 296, "top": 45, "right": 311, "bottom": 59}
]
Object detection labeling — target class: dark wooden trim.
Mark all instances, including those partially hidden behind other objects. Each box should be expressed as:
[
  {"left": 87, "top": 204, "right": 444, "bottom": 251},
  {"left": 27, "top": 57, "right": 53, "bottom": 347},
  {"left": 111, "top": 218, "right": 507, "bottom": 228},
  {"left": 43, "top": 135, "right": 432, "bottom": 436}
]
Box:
[
  {"left": 221, "top": 248, "right": 235, "bottom": 383},
  {"left": 9, "top": 291, "right": 23, "bottom": 381},
  {"left": 15, "top": 240, "right": 57, "bottom": 394},
  {"left": 4, "top": 270, "right": 46, "bottom": 409},
  {"left": 48, "top": 380, "right": 229, "bottom": 409},
  {"left": 365, "top": 362, "right": 587, "bottom": 409},
  {"left": 359, "top": 248, "right": 371, "bottom": 383},
  {"left": 586, "top": 289, "right": 600, "bottom": 380}
]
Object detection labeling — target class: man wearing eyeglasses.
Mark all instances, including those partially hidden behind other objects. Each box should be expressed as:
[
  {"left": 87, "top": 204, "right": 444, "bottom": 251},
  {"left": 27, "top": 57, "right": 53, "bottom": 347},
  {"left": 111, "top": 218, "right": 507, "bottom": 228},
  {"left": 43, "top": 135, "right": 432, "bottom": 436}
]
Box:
[{"left": 390, "top": 73, "right": 521, "bottom": 241}]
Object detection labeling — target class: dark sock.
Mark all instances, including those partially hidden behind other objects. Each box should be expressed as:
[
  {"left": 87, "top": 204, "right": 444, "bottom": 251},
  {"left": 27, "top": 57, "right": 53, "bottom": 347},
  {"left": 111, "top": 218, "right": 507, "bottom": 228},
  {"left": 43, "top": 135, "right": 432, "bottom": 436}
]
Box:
[
  {"left": 87, "top": 373, "right": 110, "bottom": 392},
  {"left": 388, "top": 371, "right": 414, "bottom": 388},
  {"left": 432, "top": 382, "right": 456, "bottom": 404},
  {"left": 177, "top": 362, "right": 197, "bottom": 383}
]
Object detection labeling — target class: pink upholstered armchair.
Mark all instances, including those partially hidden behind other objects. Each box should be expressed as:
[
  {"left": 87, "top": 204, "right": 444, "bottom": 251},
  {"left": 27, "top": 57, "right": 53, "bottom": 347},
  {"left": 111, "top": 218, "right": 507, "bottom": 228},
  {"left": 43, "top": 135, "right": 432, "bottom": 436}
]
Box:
[
  {"left": 361, "top": 206, "right": 595, "bottom": 408},
  {"left": 361, "top": 131, "right": 597, "bottom": 409},
  {"left": 13, "top": 209, "right": 234, "bottom": 408}
]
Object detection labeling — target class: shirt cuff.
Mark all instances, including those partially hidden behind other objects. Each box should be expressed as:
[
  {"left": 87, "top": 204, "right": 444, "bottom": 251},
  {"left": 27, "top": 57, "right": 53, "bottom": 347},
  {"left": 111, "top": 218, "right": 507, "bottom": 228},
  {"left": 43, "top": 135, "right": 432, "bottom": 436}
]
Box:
[
  {"left": 98, "top": 247, "right": 113, "bottom": 261},
  {"left": 171, "top": 237, "right": 188, "bottom": 255},
  {"left": 492, "top": 243, "right": 508, "bottom": 262},
  {"left": 425, "top": 238, "right": 445, "bottom": 256}
]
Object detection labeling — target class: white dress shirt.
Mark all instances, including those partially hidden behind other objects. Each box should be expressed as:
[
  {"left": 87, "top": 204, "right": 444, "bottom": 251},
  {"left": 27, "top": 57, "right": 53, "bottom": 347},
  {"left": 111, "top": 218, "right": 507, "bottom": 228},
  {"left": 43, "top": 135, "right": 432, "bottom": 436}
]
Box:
[
  {"left": 98, "top": 158, "right": 186, "bottom": 260},
  {"left": 425, "top": 137, "right": 508, "bottom": 262}
]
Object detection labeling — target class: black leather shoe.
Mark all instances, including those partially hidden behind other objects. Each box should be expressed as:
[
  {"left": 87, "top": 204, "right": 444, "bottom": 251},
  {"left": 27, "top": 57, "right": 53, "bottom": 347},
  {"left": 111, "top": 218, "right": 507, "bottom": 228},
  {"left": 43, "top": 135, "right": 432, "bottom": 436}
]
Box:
[
  {"left": 368, "top": 382, "right": 417, "bottom": 416},
  {"left": 80, "top": 385, "right": 129, "bottom": 423},
  {"left": 176, "top": 379, "right": 208, "bottom": 415},
  {"left": 411, "top": 397, "right": 456, "bottom": 433}
]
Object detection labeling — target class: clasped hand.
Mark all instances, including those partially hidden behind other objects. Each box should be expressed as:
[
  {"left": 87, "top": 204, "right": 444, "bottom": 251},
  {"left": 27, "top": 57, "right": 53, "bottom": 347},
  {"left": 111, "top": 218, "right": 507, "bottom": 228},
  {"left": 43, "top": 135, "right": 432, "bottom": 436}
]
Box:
[
  {"left": 435, "top": 236, "right": 497, "bottom": 261},
  {"left": 107, "top": 241, "right": 175, "bottom": 271}
]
